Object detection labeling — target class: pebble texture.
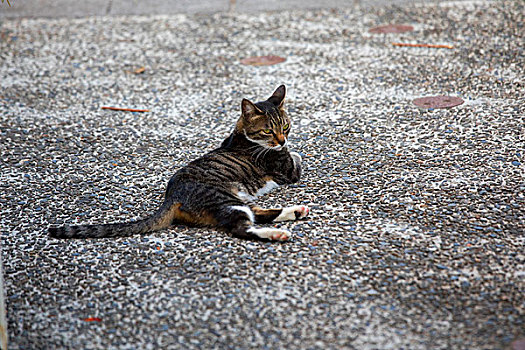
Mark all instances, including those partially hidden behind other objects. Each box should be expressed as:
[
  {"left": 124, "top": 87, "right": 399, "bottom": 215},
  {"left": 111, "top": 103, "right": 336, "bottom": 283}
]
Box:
[{"left": 1, "top": 1, "right": 524, "bottom": 349}]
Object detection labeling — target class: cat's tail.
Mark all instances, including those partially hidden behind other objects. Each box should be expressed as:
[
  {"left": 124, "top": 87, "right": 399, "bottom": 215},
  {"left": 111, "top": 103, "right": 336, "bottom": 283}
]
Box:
[{"left": 48, "top": 200, "right": 176, "bottom": 239}]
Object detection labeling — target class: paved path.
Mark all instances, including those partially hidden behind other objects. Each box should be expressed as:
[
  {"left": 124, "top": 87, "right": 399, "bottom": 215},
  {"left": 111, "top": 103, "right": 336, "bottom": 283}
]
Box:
[
  {"left": 0, "top": 0, "right": 523, "bottom": 349},
  {"left": 3, "top": 0, "right": 431, "bottom": 18}
]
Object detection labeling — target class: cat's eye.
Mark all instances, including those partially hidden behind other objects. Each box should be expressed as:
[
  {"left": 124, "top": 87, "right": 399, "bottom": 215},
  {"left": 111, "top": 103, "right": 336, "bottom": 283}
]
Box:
[
  {"left": 262, "top": 129, "right": 272, "bottom": 134},
  {"left": 283, "top": 124, "right": 290, "bottom": 131}
]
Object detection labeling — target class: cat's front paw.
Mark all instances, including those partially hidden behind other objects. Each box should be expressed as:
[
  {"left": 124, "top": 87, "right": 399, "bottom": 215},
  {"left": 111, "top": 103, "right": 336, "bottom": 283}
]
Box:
[
  {"left": 289, "top": 152, "right": 303, "bottom": 183},
  {"left": 290, "top": 151, "right": 302, "bottom": 164}
]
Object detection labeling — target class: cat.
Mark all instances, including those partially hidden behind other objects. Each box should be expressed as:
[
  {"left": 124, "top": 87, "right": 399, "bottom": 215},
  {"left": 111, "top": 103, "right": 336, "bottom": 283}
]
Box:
[{"left": 48, "top": 85, "right": 309, "bottom": 241}]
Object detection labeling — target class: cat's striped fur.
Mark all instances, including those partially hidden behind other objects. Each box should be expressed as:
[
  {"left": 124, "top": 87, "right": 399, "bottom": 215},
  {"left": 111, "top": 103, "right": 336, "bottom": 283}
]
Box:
[{"left": 48, "top": 85, "right": 309, "bottom": 241}]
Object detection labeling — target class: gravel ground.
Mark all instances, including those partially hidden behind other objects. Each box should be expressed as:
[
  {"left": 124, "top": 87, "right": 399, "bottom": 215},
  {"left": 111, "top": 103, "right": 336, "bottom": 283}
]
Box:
[{"left": 1, "top": 1, "right": 524, "bottom": 349}]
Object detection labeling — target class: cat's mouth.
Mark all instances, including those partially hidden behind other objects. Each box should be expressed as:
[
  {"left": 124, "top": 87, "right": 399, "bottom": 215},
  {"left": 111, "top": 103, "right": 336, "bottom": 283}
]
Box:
[{"left": 269, "top": 140, "right": 288, "bottom": 151}]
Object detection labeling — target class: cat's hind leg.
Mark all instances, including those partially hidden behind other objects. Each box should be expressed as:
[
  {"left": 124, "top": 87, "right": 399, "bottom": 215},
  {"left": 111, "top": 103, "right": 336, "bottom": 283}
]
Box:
[
  {"left": 217, "top": 205, "right": 292, "bottom": 241},
  {"left": 251, "top": 205, "right": 309, "bottom": 224}
]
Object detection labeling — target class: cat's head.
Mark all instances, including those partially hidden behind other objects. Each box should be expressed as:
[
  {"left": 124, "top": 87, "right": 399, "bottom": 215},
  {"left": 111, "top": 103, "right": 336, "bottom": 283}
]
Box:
[{"left": 236, "top": 85, "right": 291, "bottom": 150}]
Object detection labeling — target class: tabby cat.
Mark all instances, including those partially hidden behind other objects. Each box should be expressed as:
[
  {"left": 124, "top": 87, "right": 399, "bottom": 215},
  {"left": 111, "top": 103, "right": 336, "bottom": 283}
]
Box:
[{"left": 49, "top": 85, "right": 309, "bottom": 241}]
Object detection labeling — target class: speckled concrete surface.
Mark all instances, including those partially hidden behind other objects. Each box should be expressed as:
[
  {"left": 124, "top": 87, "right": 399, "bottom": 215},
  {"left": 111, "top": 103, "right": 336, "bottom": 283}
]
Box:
[
  {"left": 0, "top": 1, "right": 524, "bottom": 349},
  {"left": 0, "top": 0, "right": 439, "bottom": 19}
]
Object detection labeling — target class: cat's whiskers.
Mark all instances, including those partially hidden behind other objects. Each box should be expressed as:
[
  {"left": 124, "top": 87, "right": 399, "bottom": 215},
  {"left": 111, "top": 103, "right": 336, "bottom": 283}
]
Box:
[
  {"left": 244, "top": 143, "right": 265, "bottom": 164},
  {"left": 245, "top": 144, "right": 262, "bottom": 153},
  {"left": 260, "top": 147, "right": 272, "bottom": 163},
  {"left": 253, "top": 147, "right": 267, "bottom": 165}
]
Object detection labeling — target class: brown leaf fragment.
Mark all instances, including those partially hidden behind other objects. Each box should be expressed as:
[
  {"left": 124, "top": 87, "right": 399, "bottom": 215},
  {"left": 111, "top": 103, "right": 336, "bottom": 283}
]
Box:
[
  {"left": 101, "top": 106, "right": 150, "bottom": 113},
  {"left": 369, "top": 24, "right": 413, "bottom": 34}
]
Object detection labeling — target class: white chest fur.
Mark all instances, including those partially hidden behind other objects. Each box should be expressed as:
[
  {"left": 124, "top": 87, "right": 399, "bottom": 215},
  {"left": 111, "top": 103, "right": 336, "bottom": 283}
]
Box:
[
  {"left": 256, "top": 180, "right": 279, "bottom": 197},
  {"left": 237, "top": 180, "right": 279, "bottom": 201}
]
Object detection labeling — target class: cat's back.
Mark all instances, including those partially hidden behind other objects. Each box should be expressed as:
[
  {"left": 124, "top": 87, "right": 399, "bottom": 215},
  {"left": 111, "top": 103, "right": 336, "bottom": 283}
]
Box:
[{"left": 173, "top": 146, "right": 262, "bottom": 186}]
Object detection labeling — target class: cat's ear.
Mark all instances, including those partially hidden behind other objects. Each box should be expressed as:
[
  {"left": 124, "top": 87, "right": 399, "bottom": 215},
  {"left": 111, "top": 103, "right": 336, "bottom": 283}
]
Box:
[
  {"left": 241, "top": 98, "right": 262, "bottom": 119},
  {"left": 268, "top": 85, "right": 286, "bottom": 108}
]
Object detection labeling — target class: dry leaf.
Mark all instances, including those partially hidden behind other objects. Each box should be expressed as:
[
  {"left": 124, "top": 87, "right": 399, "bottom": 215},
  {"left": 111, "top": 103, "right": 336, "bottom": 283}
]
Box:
[{"left": 369, "top": 24, "right": 413, "bottom": 34}]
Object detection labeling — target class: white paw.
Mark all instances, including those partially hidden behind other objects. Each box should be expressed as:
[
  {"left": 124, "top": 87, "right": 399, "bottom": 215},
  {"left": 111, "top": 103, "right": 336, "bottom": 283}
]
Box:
[
  {"left": 247, "top": 227, "right": 291, "bottom": 241},
  {"left": 275, "top": 205, "right": 310, "bottom": 222},
  {"left": 293, "top": 205, "right": 309, "bottom": 219},
  {"left": 290, "top": 151, "right": 302, "bottom": 162}
]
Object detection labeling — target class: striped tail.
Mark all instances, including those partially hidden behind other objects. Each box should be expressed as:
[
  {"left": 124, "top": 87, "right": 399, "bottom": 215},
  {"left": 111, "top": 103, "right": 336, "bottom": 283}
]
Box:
[{"left": 48, "top": 201, "right": 175, "bottom": 239}]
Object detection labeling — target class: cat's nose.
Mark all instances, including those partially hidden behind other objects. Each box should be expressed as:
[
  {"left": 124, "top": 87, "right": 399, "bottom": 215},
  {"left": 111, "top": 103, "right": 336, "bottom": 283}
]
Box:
[{"left": 276, "top": 134, "right": 286, "bottom": 146}]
